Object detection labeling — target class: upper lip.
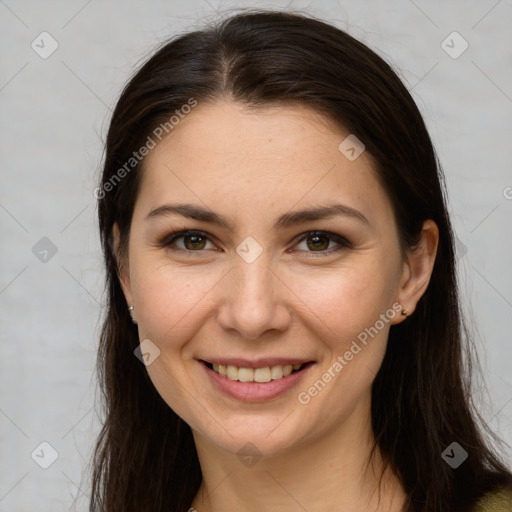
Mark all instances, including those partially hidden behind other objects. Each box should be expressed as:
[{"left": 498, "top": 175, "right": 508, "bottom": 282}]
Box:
[{"left": 199, "top": 357, "right": 315, "bottom": 368}]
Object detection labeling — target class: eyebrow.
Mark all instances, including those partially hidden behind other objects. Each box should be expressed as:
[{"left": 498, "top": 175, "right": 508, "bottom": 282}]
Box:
[{"left": 145, "top": 202, "right": 369, "bottom": 230}]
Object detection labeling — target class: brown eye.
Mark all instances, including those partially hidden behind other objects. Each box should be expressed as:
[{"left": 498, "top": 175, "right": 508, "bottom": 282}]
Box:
[
  {"left": 294, "top": 231, "right": 351, "bottom": 255},
  {"left": 161, "top": 230, "right": 215, "bottom": 252},
  {"left": 305, "top": 234, "right": 330, "bottom": 251},
  {"left": 182, "top": 233, "right": 207, "bottom": 250}
]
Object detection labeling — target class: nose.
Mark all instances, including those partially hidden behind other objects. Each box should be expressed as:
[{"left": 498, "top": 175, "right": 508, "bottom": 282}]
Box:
[{"left": 216, "top": 254, "right": 292, "bottom": 340}]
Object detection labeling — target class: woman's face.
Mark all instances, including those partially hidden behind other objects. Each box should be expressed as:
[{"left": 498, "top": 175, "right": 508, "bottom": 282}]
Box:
[{"left": 117, "top": 100, "right": 420, "bottom": 457}]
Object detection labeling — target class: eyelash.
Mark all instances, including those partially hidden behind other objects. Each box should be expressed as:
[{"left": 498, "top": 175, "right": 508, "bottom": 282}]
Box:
[{"left": 159, "top": 229, "right": 352, "bottom": 257}]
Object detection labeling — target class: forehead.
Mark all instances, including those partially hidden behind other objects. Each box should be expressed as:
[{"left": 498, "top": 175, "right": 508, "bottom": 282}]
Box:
[
  {"left": 136, "top": 100, "right": 392, "bottom": 228},
  {"left": 145, "top": 100, "right": 355, "bottom": 173}
]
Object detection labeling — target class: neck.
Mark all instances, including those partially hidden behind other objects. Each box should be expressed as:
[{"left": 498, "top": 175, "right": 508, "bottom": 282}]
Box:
[{"left": 190, "top": 393, "right": 406, "bottom": 512}]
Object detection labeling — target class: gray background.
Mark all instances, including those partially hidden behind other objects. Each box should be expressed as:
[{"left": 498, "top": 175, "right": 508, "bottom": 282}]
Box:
[{"left": 1, "top": 0, "right": 511, "bottom": 510}]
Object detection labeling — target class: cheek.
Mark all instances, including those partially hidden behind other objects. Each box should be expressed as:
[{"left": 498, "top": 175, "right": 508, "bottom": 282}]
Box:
[
  {"left": 128, "top": 260, "right": 221, "bottom": 425},
  {"left": 287, "top": 258, "right": 399, "bottom": 341},
  {"left": 289, "top": 262, "right": 397, "bottom": 397},
  {"left": 131, "top": 258, "right": 220, "bottom": 345},
  {"left": 295, "top": 283, "right": 392, "bottom": 428}
]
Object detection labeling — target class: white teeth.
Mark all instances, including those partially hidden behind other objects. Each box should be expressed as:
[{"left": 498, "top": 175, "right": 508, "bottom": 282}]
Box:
[
  {"left": 254, "top": 367, "right": 272, "bottom": 383},
  {"left": 210, "top": 362, "right": 306, "bottom": 381},
  {"left": 226, "top": 365, "right": 238, "bottom": 380},
  {"left": 283, "top": 364, "right": 293, "bottom": 377},
  {"left": 238, "top": 367, "right": 254, "bottom": 382},
  {"left": 270, "top": 365, "right": 283, "bottom": 379}
]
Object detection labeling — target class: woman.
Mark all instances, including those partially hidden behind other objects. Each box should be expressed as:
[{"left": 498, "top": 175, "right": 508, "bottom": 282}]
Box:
[{"left": 90, "top": 9, "right": 512, "bottom": 512}]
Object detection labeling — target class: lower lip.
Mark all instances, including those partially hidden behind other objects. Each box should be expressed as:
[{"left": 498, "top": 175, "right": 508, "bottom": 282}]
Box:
[{"left": 201, "top": 362, "right": 314, "bottom": 402}]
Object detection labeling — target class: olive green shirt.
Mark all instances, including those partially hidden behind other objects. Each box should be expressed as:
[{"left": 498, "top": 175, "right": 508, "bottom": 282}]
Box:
[{"left": 473, "top": 488, "right": 512, "bottom": 511}]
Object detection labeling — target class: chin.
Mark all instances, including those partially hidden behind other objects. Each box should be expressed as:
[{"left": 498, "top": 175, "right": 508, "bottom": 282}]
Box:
[{"left": 190, "top": 406, "right": 321, "bottom": 460}]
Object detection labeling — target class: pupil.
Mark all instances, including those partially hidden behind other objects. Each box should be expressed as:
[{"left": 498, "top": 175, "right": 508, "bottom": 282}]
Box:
[
  {"left": 308, "top": 235, "right": 328, "bottom": 251},
  {"left": 186, "top": 235, "right": 205, "bottom": 250}
]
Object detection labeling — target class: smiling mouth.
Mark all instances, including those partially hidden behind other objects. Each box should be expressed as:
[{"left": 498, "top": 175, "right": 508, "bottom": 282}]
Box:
[{"left": 201, "top": 361, "right": 314, "bottom": 383}]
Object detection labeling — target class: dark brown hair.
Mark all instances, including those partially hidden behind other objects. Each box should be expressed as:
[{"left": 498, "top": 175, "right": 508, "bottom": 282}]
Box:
[{"left": 90, "top": 9, "right": 512, "bottom": 511}]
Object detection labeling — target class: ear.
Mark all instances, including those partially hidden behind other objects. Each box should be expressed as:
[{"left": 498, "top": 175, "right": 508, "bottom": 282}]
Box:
[
  {"left": 113, "top": 222, "right": 133, "bottom": 307},
  {"left": 391, "top": 219, "right": 439, "bottom": 325}
]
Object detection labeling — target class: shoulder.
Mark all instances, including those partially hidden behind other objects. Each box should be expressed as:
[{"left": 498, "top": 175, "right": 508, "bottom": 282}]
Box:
[{"left": 473, "top": 486, "right": 512, "bottom": 512}]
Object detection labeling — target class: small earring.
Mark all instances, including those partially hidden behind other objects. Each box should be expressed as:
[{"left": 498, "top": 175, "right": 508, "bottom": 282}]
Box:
[
  {"left": 128, "top": 305, "right": 137, "bottom": 324},
  {"left": 401, "top": 309, "right": 408, "bottom": 316}
]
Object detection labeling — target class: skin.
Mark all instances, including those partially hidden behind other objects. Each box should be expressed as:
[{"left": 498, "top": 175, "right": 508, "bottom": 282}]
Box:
[{"left": 114, "top": 100, "right": 439, "bottom": 511}]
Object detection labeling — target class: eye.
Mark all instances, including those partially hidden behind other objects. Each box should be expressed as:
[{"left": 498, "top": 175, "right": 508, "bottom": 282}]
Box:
[
  {"left": 161, "top": 230, "right": 216, "bottom": 252},
  {"left": 160, "top": 229, "right": 351, "bottom": 256},
  {"left": 292, "top": 231, "right": 351, "bottom": 256}
]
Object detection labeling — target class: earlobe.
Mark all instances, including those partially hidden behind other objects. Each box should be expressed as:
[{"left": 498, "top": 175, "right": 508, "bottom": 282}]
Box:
[
  {"left": 112, "top": 222, "right": 132, "bottom": 305},
  {"left": 392, "top": 219, "right": 439, "bottom": 324}
]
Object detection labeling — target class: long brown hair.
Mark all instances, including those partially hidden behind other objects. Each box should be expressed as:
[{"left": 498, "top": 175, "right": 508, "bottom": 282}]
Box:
[{"left": 90, "top": 9, "right": 512, "bottom": 511}]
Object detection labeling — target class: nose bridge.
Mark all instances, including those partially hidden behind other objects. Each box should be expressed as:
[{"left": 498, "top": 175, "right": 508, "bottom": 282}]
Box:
[
  {"left": 235, "top": 251, "right": 273, "bottom": 300},
  {"left": 218, "top": 247, "right": 290, "bottom": 339},
  {"left": 233, "top": 234, "right": 274, "bottom": 300}
]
